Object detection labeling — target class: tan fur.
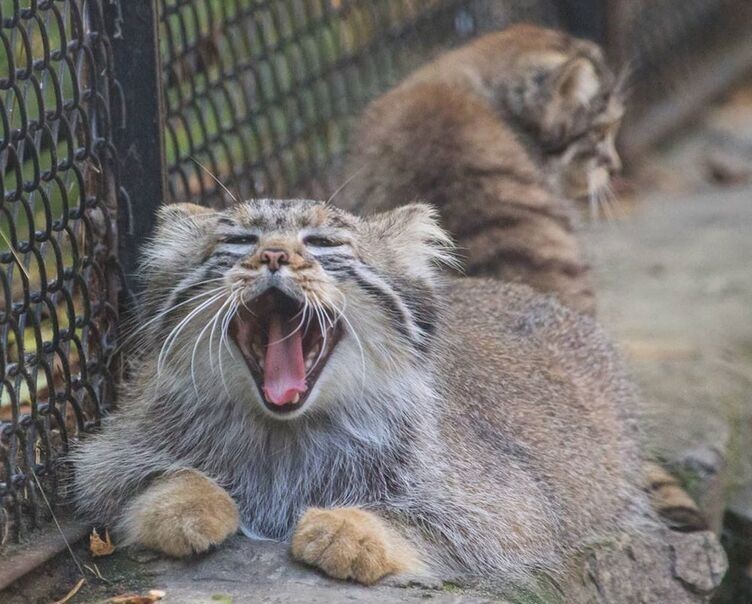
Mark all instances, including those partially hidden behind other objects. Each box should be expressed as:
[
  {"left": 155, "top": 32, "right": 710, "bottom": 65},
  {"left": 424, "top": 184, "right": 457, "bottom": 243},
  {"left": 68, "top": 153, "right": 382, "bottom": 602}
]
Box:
[
  {"left": 291, "top": 508, "right": 420, "bottom": 584},
  {"left": 120, "top": 469, "right": 239, "bottom": 557},
  {"left": 73, "top": 199, "right": 652, "bottom": 591},
  {"left": 339, "top": 25, "right": 626, "bottom": 316},
  {"left": 643, "top": 462, "right": 708, "bottom": 532},
  {"left": 339, "top": 26, "right": 704, "bottom": 533}
]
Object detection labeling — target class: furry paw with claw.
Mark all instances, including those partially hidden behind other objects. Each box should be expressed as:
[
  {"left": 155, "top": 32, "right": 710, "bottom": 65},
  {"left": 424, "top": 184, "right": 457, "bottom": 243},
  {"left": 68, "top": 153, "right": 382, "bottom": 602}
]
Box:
[
  {"left": 291, "top": 507, "right": 419, "bottom": 585},
  {"left": 120, "top": 469, "right": 239, "bottom": 558}
]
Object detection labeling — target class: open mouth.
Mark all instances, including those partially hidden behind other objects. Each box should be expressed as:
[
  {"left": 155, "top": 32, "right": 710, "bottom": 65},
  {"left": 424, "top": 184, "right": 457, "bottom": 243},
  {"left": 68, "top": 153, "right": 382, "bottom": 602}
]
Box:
[{"left": 230, "top": 288, "right": 342, "bottom": 415}]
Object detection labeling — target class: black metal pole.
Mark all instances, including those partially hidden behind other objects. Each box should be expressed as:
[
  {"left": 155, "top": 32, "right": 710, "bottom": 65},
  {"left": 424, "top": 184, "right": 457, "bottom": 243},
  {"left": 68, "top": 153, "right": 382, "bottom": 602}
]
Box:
[
  {"left": 104, "top": 0, "right": 167, "bottom": 292},
  {"left": 557, "top": 0, "right": 608, "bottom": 46}
]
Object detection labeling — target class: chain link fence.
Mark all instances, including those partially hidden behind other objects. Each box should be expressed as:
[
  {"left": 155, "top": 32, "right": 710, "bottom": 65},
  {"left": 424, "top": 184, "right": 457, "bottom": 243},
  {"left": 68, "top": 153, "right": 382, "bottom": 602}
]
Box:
[
  {"left": 0, "top": 0, "right": 126, "bottom": 551},
  {"left": 1, "top": 0, "right": 751, "bottom": 572},
  {"left": 159, "top": 0, "right": 562, "bottom": 208},
  {"left": 159, "top": 0, "right": 752, "bottom": 207}
]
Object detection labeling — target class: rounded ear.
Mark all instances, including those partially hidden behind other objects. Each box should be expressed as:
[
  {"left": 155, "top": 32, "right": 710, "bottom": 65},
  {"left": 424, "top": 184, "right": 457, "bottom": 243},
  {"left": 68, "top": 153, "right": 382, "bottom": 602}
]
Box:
[
  {"left": 152, "top": 202, "right": 217, "bottom": 239},
  {"left": 554, "top": 57, "right": 600, "bottom": 107},
  {"left": 365, "top": 203, "right": 459, "bottom": 275},
  {"left": 155, "top": 202, "right": 214, "bottom": 226},
  {"left": 139, "top": 203, "right": 219, "bottom": 288}
]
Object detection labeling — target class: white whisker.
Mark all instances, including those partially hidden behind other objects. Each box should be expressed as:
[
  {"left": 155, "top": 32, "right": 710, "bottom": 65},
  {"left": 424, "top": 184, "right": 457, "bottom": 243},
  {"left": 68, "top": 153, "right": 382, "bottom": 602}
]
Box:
[
  {"left": 327, "top": 290, "right": 367, "bottom": 397},
  {"left": 267, "top": 301, "right": 310, "bottom": 346},
  {"left": 599, "top": 186, "right": 616, "bottom": 223},
  {"left": 309, "top": 299, "right": 328, "bottom": 378},
  {"left": 325, "top": 164, "right": 365, "bottom": 206},
  {"left": 189, "top": 155, "right": 240, "bottom": 205},
  {"left": 157, "top": 291, "right": 226, "bottom": 376},
  {"left": 118, "top": 282, "right": 226, "bottom": 353},
  {"left": 191, "top": 313, "right": 216, "bottom": 395},
  {"left": 208, "top": 295, "right": 238, "bottom": 395},
  {"left": 218, "top": 295, "right": 240, "bottom": 397}
]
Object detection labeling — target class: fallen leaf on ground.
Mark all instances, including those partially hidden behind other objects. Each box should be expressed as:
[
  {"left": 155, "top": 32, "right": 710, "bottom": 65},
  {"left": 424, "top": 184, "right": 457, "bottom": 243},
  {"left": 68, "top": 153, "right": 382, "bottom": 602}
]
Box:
[
  {"left": 108, "top": 590, "right": 165, "bottom": 604},
  {"left": 90, "top": 528, "right": 116, "bottom": 557},
  {"left": 54, "top": 578, "right": 85, "bottom": 604}
]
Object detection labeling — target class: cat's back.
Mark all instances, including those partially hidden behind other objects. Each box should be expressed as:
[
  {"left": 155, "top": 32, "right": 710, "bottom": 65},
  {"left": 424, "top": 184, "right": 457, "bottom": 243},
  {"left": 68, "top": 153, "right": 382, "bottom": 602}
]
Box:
[
  {"left": 437, "top": 278, "right": 647, "bottom": 538},
  {"left": 443, "top": 278, "right": 617, "bottom": 379},
  {"left": 341, "top": 27, "right": 597, "bottom": 315},
  {"left": 435, "top": 278, "right": 645, "bottom": 530},
  {"left": 341, "top": 78, "right": 539, "bottom": 214},
  {"left": 439, "top": 278, "right": 640, "bottom": 459}
]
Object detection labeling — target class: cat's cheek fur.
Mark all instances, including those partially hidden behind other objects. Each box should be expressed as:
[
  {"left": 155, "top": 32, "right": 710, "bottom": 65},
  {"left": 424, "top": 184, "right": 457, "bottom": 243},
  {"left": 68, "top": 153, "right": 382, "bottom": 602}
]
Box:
[
  {"left": 291, "top": 507, "right": 422, "bottom": 585},
  {"left": 117, "top": 469, "right": 239, "bottom": 558}
]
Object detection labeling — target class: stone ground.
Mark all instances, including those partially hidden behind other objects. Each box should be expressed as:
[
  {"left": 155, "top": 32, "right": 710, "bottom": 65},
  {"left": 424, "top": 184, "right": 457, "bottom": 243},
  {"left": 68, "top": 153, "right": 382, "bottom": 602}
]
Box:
[
  {"left": 587, "top": 185, "right": 752, "bottom": 604},
  {"left": 5, "top": 86, "right": 752, "bottom": 604}
]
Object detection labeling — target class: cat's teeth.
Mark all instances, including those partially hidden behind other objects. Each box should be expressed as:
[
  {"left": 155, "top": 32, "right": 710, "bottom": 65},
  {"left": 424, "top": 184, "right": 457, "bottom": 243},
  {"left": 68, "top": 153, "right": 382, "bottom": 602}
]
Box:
[
  {"left": 292, "top": 393, "right": 300, "bottom": 404},
  {"left": 305, "top": 345, "right": 320, "bottom": 370}
]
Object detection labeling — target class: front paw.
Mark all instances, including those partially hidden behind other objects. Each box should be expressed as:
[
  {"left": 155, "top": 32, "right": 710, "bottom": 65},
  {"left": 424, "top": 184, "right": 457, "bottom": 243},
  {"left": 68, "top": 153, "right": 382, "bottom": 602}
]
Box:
[
  {"left": 121, "top": 469, "right": 239, "bottom": 558},
  {"left": 291, "top": 507, "right": 416, "bottom": 585}
]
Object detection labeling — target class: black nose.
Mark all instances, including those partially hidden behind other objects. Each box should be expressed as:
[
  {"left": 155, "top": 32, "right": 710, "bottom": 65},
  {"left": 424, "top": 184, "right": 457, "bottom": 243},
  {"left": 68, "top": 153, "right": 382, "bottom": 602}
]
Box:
[{"left": 260, "top": 248, "right": 289, "bottom": 272}]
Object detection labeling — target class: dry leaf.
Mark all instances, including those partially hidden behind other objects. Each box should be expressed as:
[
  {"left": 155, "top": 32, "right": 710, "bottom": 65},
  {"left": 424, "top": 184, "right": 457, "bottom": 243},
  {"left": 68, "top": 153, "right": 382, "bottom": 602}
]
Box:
[
  {"left": 90, "top": 528, "right": 116, "bottom": 557},
  {"left": 108, "top": 590, "right": 165, "bottom": 604},
  {"left": 54, "top": 578, "right": 85, "bottom": 604}
]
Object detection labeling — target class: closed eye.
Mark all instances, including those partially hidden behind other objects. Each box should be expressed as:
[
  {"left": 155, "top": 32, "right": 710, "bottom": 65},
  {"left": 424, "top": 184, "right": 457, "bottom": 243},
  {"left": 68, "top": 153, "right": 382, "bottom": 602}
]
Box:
[
  {"left": 222, "top": 234, "right": 258, "bottom": 245},
  {"left": 304, "top": 235, "right": 343, "bottom": 247}
]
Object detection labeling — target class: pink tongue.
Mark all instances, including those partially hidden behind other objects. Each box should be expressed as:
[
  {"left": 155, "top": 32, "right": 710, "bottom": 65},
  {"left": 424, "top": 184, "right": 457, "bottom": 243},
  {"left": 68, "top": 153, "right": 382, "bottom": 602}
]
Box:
[{"left": 262, "top": 314, "right": 307, "bottom": 406}]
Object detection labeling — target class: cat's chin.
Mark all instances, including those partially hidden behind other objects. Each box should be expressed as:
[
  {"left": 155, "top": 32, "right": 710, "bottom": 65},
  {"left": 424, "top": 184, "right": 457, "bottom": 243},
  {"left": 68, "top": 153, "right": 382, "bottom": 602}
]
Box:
[{"left": 229, "top": 287, "right": 342, "bottom": 418}]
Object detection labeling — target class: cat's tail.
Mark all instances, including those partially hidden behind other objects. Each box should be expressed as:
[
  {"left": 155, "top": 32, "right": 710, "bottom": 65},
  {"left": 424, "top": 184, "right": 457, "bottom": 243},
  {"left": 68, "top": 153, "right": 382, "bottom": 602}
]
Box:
[{"left": 643, "top": 461, "right": 708, "bottom": 532}]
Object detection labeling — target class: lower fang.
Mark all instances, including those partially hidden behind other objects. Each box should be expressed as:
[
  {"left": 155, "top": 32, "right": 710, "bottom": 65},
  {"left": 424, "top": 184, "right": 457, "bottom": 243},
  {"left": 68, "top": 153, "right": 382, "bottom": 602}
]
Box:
[{"left": 292, "top": 393, "right": 300, "bottom": 404}]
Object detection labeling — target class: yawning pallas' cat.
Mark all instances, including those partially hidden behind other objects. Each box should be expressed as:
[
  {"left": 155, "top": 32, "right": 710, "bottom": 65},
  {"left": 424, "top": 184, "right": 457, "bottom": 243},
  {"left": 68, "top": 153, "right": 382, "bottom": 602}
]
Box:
[
  {"left": 74, "top": 199, "right": 653, "bottom": 590},
  {"left": 340, "top": 24, "right": 626, "bottom": 316}
]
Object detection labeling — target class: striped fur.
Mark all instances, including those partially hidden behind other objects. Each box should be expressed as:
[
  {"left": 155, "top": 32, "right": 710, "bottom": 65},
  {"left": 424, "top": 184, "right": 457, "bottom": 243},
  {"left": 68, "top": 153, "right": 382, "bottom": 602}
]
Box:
[
  {"left": 132, "top": 200, "right": 445, "bottom": 364},
  {"left": 72, "top": 199, "right": 657, "bottom": 591},
  {"left": 339, "top": 24, "right": 627, "bottom": 316},
  {"left": 339, "top": 25, "right": 706, "bottom": 532},
  {"left": 644, "top": 462, "right": 708, "bottom": 533}
]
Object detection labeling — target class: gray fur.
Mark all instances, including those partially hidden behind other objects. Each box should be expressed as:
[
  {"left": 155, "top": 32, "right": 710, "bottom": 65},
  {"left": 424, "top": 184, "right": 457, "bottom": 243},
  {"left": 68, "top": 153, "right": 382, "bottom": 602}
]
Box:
[{"left": 73, "top": 199, "right": 651, "bottom": 582}]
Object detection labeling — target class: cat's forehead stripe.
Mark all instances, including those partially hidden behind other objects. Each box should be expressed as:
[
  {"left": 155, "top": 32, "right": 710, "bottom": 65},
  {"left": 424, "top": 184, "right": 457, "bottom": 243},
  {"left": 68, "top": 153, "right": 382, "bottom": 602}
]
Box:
[{"left": 224, "top": 199, "right": 354, "bottom": 231}]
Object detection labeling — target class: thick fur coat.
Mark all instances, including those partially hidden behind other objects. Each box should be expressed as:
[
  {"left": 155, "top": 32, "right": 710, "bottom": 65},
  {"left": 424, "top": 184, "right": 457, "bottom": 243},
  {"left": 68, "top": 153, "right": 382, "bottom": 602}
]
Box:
[{"left": 73, "top": 199, "right": 649, "bottom": 586}]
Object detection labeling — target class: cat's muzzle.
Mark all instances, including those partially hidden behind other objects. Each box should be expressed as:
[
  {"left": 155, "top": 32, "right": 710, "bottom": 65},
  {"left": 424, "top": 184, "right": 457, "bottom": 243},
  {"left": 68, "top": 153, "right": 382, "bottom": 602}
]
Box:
[{"left": 230, "top": 287, "right": 342, "bottom": 416}]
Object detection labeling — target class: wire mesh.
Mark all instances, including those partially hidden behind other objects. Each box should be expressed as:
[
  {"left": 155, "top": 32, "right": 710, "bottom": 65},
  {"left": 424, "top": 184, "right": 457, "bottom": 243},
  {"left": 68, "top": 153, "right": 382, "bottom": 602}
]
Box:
[
  {"left": 0, "top": 0, "right": 125, "bottom": 548},
  {"left": 158, "top": 0, "right": 561, "bottom": 208}
]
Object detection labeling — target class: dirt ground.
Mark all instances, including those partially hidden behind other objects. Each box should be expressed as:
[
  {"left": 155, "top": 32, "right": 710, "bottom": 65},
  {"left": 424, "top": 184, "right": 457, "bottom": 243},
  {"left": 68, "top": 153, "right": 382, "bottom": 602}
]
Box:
[
  {"left": 593, "top": 82, "right": 752, "bottom": 517},
  {"left": 588, "top": 82, "right": 752, "bottom": 603}
]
